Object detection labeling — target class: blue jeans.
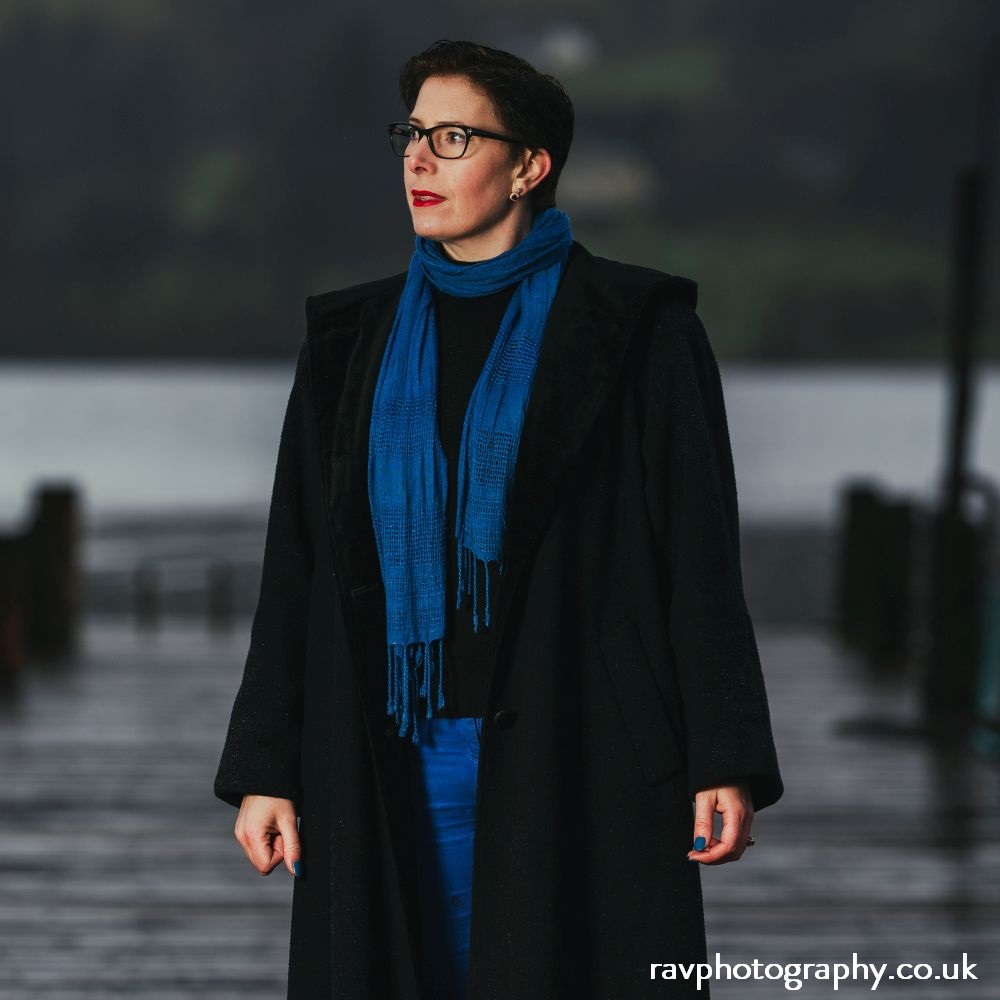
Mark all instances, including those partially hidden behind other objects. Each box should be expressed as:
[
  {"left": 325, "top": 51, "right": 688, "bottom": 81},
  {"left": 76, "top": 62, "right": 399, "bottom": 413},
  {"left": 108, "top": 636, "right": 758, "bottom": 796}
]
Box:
[{"left": 405, "top": 715, "right": 483, "bottom": 1000}]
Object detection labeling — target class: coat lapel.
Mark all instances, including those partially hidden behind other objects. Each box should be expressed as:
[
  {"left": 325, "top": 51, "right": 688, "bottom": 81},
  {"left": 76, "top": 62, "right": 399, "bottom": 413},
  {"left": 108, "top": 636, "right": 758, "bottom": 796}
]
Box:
[
  {"left": 307, "top": 276, "right": 405, "bottom": 723},
  {"left": 306, "top": 244, "right": 677, "bottom": 724},
  {"left": 502, "top": 249, "right": 630, "bottom": 575}
]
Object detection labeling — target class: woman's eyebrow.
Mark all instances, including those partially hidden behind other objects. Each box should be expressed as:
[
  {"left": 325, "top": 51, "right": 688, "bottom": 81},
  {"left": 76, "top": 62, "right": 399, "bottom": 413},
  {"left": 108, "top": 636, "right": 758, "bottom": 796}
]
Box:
[{"left": 408, "top": 117, "right": 466, "bottom": 127}]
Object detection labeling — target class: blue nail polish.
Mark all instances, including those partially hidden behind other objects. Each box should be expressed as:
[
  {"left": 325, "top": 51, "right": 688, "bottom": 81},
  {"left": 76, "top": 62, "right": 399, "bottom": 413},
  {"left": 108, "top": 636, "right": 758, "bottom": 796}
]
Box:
[
  {"left": 693, "top": 836, "right": 706, "bottom": 852},
  {"left": 292, "top": 860, "right": 301, "bottom": 877}
]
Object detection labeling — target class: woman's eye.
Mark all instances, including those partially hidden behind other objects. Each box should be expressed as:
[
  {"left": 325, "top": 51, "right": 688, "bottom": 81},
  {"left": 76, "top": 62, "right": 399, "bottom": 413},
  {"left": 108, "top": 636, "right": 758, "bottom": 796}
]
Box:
[{"left": 443, "top": 130, "right": 465, "bottom": 145}]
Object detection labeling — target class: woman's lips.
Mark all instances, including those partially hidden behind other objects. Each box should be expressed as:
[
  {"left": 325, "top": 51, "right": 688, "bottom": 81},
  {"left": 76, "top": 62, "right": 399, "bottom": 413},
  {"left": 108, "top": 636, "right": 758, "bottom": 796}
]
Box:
[{"left": 412, "top": 190, "right": 446, "bottom": 208}]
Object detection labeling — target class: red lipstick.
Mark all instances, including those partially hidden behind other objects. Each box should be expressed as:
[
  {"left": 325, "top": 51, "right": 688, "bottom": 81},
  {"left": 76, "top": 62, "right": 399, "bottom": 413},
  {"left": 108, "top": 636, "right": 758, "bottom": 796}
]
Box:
[{"left": 412, "top": 189, "right": 446, "bottom": 208}]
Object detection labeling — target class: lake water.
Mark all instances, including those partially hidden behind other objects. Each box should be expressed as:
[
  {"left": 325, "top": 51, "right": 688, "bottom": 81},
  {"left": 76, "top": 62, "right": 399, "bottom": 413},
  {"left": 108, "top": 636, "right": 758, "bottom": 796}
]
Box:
[{"left": 2, "top": 360, "right": 999, "bottom": 529}]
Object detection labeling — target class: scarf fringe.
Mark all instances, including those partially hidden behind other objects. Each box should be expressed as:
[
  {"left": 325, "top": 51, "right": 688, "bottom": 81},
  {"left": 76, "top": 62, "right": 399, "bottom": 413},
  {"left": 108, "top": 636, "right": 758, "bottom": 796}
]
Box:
[
  {"left": 456, "top": 543, "right": 497, "bottom": 633},
  {"left": 386, "top": 546, "right": 499, "bottom": 747},
  {"left": 386, "top": 637, "right": 445, "bottom": 745}
]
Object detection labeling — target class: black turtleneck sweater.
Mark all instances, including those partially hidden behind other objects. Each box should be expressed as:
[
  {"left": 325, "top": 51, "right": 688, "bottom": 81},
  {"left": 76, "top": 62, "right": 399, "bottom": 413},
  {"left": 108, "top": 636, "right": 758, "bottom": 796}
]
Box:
[{"left": 432, "top": 281, "right": 517, "bottom": 717}]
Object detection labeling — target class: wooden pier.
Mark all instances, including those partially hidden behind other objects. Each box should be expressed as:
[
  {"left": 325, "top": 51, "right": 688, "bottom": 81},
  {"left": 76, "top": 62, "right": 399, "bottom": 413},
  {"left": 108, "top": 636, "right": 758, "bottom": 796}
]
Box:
[{"left": 0, "top": 618, "right": 996, "bottom": 998}]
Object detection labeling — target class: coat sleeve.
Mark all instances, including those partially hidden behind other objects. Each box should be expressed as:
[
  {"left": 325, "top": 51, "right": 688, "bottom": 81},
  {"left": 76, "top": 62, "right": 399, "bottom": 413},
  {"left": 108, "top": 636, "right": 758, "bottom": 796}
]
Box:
[
  {"left": 213, "top": 337, "right": 315, "bottom": 812},
  {"left": 639, "top": 295, "right": 783, "bottom": 811}
]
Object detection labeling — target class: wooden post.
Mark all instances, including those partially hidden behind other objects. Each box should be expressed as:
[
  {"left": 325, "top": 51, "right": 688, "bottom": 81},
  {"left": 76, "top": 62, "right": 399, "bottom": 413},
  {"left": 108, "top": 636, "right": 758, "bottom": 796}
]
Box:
[
  {"left": 24, "top": 483, "right": 80, "bottom": 660},
  {"left": 0, "top": 536, "right": 27, "bottom": 691},
  {"left": 923, "top": 167, "right": 989, "bottom": 733},
  {"left": 834, "top": 481, "right": 913, "bottom": 668},
  {"left": 834, "top": 481, "right": 880, "bottom": 648}
]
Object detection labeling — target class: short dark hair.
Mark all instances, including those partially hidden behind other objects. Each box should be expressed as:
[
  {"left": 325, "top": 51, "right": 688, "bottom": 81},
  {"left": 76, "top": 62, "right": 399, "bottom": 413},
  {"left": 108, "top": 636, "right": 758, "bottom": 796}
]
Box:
[{"left": 399, "top": 39, "right": 574, "bottom": 212}]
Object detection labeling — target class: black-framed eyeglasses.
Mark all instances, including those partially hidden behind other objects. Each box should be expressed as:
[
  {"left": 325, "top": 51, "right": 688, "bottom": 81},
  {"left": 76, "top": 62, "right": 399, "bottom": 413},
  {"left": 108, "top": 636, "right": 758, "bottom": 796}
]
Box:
[{"left": 387, "top": 121, "right": 523, "bottom": 159}]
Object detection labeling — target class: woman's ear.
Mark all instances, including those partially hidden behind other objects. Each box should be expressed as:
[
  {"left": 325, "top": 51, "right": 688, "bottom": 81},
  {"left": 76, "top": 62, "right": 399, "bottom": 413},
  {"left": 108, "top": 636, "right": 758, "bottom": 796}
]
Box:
[{"left": 516, "top": 147, "right": 553, "bottom": 197}]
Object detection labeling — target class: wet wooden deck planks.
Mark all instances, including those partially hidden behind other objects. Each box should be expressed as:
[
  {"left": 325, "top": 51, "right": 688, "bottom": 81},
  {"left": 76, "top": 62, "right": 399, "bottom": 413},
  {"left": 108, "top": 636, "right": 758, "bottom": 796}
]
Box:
[{"left": 0, "top": 619, "right": 997, "bottom": 998}]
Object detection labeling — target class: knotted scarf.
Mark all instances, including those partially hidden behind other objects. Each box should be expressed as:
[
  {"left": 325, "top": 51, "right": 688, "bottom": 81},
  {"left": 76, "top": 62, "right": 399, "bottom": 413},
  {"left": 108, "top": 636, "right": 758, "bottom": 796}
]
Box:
[{"left": 368, "top": 207, "right": 573, "bottom": 744}]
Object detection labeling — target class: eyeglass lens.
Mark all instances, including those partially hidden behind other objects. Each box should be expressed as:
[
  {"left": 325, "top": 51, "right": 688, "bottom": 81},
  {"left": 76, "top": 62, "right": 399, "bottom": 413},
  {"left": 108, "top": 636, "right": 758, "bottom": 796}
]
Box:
[{"left": 389, "top": 125, "right": 469, "bottom": 158}]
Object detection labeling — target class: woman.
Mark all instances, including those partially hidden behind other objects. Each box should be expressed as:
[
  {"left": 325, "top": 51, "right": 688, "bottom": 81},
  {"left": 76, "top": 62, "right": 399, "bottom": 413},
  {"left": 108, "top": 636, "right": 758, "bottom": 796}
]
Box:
[{"left": 214, "top": 39, "right": 782, "bottom": 1000}]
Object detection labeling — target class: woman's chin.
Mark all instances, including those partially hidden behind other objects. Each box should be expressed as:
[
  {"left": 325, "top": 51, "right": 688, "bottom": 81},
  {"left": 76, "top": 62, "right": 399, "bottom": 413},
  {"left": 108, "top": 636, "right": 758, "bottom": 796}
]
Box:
[{"left": 410, "top": 217, "right": 450, "bottom": 241}]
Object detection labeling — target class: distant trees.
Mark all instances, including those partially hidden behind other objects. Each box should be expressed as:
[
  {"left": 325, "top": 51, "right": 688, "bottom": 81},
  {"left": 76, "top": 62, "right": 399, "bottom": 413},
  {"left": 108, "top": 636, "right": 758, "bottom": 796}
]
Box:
[{"left": 1, "top": 0, "right": 996, "bottom": 359}]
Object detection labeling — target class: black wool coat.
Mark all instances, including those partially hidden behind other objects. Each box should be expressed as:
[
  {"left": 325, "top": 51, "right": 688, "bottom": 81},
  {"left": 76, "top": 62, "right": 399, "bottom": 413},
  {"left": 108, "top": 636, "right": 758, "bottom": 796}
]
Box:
[{"left": 214, "top": 241, "right": 783, "bottom": 999}]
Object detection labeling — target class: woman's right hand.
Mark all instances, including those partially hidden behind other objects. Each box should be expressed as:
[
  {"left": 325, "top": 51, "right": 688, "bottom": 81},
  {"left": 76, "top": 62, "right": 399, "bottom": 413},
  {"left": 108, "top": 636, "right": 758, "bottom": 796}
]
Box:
[{"left": 234, "top": 794, "right": 302, "bottom": 877}]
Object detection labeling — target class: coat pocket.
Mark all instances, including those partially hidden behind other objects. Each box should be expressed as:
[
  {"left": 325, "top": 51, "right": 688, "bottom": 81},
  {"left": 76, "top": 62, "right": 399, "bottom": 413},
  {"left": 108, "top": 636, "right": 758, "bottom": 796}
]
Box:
[{"left": 598, "top": 616, "right": 686, "bottom": 787}]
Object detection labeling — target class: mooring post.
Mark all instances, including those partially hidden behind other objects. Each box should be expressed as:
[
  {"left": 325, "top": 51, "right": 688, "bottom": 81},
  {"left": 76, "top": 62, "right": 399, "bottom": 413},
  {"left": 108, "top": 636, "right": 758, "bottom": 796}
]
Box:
[
  {"left": 0, "top": 535, "right": 27, "bottom": 690},
  {"left": 24, "top": 483, "right": 80, "bottom": 660}
]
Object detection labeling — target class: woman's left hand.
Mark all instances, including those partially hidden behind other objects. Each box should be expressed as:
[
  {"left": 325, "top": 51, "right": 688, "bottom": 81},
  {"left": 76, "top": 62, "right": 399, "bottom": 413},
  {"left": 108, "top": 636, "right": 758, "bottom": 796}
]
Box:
[{"left": 686, "top": 784, "right": 754, "bottom": 865}]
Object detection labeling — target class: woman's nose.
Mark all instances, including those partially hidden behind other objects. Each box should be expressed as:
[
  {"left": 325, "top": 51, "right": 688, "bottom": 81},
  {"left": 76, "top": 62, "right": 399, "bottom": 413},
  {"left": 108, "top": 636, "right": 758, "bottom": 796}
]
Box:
[{"left": 407, "top": 136, "right": 435, "bottom": 171}]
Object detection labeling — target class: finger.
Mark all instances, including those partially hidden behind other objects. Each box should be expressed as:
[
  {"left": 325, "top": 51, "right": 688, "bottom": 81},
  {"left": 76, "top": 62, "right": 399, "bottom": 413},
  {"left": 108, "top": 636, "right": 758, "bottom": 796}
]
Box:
[
  {"left": 695, "top": 838, "right": 740, "bottom": 865},
  {"left": 688, "top": 792, "right": 716, "bottom": 857},
  {"left": 272, "top": 831, "right": 286, "bottom": 866},
  {"left": 276, "top": 811, "right": 303, "bottom": 877},
  {"left": 698, "top": 808, "right": 749, "bottom": 865},
  {"left": 246, "top": 823, "right": 282, "bottom": 875},
  {"left": 687, "top": 834, "right": 720, "bottom": 858}
]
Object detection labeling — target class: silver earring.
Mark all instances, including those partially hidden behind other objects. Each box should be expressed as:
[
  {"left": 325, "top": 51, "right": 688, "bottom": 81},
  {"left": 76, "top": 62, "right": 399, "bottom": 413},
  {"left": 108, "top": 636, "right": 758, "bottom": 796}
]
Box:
[{"left": 509, "top": 188, "right": 522, "bottom": 202}]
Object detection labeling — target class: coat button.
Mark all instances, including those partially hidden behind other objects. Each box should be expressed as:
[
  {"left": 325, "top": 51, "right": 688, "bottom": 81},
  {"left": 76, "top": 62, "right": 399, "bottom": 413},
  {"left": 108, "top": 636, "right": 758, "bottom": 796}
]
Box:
[{"left": 493, "top": 709, "right": 517, "bottom": 730}]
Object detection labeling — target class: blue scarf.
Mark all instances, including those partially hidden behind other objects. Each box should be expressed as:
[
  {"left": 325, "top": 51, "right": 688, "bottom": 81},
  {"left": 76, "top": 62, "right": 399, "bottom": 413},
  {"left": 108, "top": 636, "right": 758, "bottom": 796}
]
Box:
[{"left": 368, "top": 207, "right": 573, "bottom": 744}]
